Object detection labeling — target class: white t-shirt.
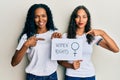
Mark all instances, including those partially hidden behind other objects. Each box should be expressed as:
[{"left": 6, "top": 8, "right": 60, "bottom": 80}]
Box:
[
  {"left": 16, "top": 30, "right": 58, "bottom": 76},
  {"left": 62, "top": 33, "right": 102, "bottom": 77}
]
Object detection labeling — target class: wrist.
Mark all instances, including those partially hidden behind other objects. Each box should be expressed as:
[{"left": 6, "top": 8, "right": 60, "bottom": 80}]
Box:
[
  {"left": 23, "top": 41, "right": 30, "bottom": 48},
  {"left": 71, "top": 63, "right": 75, "bottom": 69}
]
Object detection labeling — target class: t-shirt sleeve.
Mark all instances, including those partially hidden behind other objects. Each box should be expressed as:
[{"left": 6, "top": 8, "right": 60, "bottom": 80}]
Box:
[
  {"left": 50, "top": 30, "right": 60, "bottom": 37},
  {"left": 62, "top": 33, "right": 67, "bottom": 39},
  {"left": 16, "top": 34, "right": 30, "bottom": 53},
  {"left": 92, "top": 36, "right": 103, "bottom": 45}
]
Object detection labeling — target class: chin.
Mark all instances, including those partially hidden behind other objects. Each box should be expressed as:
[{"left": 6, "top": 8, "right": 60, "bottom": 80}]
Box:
[
  {"left": 78, "top": 26, "right": 85, "bottom": 29},
  {"left": 38, "top": 25, "right": 45, "bottom": 28}
]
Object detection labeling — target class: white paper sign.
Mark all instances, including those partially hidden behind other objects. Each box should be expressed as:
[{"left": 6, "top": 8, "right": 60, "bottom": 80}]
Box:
[{"left": 51, "top": 39, "right": 83, "bottom": 60}]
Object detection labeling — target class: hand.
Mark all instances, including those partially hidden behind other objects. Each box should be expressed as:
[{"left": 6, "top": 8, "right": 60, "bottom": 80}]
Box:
[
  {"left": 86, "top": 29, "right": 104, "bottom": 36},
  {"left": 72, "top": 60, "right": 82, "bottom": 70},
  {"left": 24, "top": 36, "right": 45, "bottom": 47},
  {"left": 51, "top": 32, "right": 62, "bottom": 39}
]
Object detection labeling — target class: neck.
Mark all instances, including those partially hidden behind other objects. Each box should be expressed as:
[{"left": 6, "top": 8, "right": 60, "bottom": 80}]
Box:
[
  {"left": 76, "top": 28, "right": 84, "bottom": 36},
  {"left": 37, "top": 27, "right": 48, "bottom": 34}
]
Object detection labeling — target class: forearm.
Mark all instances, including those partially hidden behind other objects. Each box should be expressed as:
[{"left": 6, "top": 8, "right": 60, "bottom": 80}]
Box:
[
  {"left": 58, "top": 61, "right": 73, "bottom": 69},
  {"left": 11, "top": 43, "right": 29, "bottom": 66},
  {"left": 100, "top": 30, "right": 119, "bottom": 52}
]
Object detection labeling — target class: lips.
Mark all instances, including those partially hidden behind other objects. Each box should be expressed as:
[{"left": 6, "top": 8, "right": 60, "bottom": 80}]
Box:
[
  {"left": 38, "top": 22, "right": 44, "bottom": 26},
  {"left": 79, "top": 23, "right": 84, "bottom": 25},
  {"left": 78, "top": 23, "right": 84, "bottom": 26}
]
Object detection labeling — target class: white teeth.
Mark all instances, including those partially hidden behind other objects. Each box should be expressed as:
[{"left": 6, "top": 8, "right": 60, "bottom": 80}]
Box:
[{"left": 39, "top": 22, "right": 44, "bottom": 25}]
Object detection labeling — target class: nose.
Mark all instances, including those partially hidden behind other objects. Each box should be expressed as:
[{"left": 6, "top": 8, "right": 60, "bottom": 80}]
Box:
[
  {"left": 38, "top": 16, "right": 42, "bottom": 22},
  {"left": 79, "top": 17, "right": 84, "bottom": 23},
  {"left": 78, "top": 17, "right": 82, "bottom": 22}
]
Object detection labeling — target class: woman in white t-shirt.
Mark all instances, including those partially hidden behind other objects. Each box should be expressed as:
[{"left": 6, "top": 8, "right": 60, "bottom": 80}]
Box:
[
  {"left": 58, "top": 5, "right": 119, "bottom": 80},
  {"left": 11, "top": 4, "right": 61, "bottom": 80}
]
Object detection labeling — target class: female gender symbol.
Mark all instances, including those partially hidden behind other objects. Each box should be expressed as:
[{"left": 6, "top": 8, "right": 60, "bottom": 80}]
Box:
[{"left": 71, "top": 42, "right": 80, "bottom": 56}]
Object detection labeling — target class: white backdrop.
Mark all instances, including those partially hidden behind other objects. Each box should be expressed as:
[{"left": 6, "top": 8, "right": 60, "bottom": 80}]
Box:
[{"left": 0, "top": 0, "right": 120, "bottom": 80}]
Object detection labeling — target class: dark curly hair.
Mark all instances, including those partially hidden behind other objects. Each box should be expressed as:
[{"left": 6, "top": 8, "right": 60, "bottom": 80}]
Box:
[
  {"left": 67, "top": 5, "right": 94, "bottom": 44},
  {"left": 19, "top": 4, "right": 57, "bottom": 40}
]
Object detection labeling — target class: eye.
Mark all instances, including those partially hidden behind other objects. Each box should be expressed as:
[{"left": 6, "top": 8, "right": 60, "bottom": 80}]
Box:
[
  {"left": 83, "top": 15, "right": 87, "bottom": 18},
  {"left": 34, "top": 15, "right": 39, "bottom": 18},
  {"left": 75, "top": 15, "right": 80, "bottom": 18},
  {"left": 41, "top": 14, "right": 47, "bottom": 18}
]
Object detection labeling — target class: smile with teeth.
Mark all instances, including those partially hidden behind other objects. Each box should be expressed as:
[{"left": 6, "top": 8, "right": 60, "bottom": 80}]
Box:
[{"left": 39, "top": 22, "right": 44, "bottom": 25}]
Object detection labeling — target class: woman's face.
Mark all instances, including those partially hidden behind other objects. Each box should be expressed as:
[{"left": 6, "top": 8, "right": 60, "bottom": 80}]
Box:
[
  {"left": 34, "top": 8, "right": 48, "bottom": 29},
  {"left": 75, "top": 9, "right": 88, "bottom": 29}
]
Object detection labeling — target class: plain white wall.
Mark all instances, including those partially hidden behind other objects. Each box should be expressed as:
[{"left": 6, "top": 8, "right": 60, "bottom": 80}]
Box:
[{"left": 0, "top": 0, "right": 120, "bottom": 80}]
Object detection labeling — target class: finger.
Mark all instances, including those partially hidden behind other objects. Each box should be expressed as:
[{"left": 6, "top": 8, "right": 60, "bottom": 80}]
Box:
[
  {"left": 55, "top": 32, "right": 59, "bottom": 37},
  {"left": 55, "top": 33, "right": 60, "bottom": 38},
  {"left": 80, "top": 60, "right": 83, "bottom": 62},
  {"left": 86, "top": 32, "right": 94, "bottom": 36},
  {"left": 51, "top": 33, "right": 56, "bottom": 39},
  {"left": 76, "top": 63, "right": 80, "bottom": 66},
  {"left": 51, "top": 35, "right": 54, "bottom": 39},
  {"left": 76, "top": 60, "right": 81, "bottom": 63},
  {"left": 37, "top": 38, "right": 45, "bottom": 41},
  {"left": 52, "top": 32, "right": 61, "bottom": 38},
  {"left": 58, "top": 33, "right": 62, "bottom": 38},
  {"left": 28, "top": 36, "right": 36, "bottom": 41},
  {"left": 86, "top": 30, "right": 92, "bottom": 35}
]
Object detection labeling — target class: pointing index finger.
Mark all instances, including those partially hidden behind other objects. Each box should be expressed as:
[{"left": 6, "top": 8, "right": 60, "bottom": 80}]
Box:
[{"left": 37, "top": 38, "right": 45, "bottom": 41}]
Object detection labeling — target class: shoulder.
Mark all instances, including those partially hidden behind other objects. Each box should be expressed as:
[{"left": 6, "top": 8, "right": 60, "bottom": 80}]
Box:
[
  {"left": 47, "top": 30, "right": 54, "bottom": 36},
  {"left": 49, "top": 30, "right": 57, "bottom": 33},
  {"left": 94, "top": 36, "right": 102, "bottom": 41},
  {"left": 20, "top": 34, "right": 27, "bottom": 40},
  {"left": 93, "top": 36, "right": 102, "bottom": 45}
]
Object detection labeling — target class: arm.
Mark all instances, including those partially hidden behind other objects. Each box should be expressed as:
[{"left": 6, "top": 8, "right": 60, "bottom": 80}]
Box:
[
  {"left": 87, "top": 29, "right": 119, "bottom": 53},
  {"left": 11, "top": 42, "right": 29, "bottom": 67},
  {"left": 98, "top": 30, "right": 119, "bottom": 53},
  {"left": 11, "top": 36, "right": 38, "bottom": 67},
  {"left": 58, "top": 60, "right": 80, "bottom": 70}
]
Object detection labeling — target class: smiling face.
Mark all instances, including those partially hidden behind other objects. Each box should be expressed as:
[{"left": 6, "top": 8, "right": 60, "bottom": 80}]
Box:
[
  {"left": 75, "top": 9, "right": 88, "bottom": 29},
  {"left": 34, "top": 8, "right": 48, "bottom": 29}
]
